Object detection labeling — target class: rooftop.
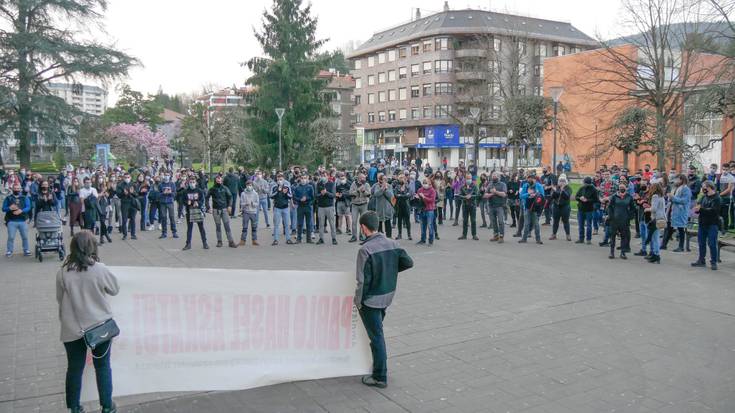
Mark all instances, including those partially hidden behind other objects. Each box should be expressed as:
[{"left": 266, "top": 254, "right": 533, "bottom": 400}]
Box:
[{"left": 348, "top": 8, "right": 598, "bottom": 58}]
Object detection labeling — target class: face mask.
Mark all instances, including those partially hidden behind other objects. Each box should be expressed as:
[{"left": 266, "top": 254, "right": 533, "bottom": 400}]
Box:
[
  {"left": 13, "top": 190, "right": 20, "bottom": 195},
  {"left": 163, "top": 176, "right": 170, "bottom": 182},
  {"left": 124, "top": 178, "right": 131, "bottom": 184},
  {"left": 619, "top": 188, "right": 626, "bottom": 193},
  {"left": 189, "top": 183, "right": 196, "bottom": 189},
  {"left": 84, "top": 183, "right": 91, "bottom": 188},
  {"left": 246, "top": 186, "right": 253, "bottom": 192},
  {"left": 340, "top": 179, "right": 347, "bottom": 184},
  {"left": 277, "top": 179, "right": 284, "bottom": 185},
  {"left": 256, "top": 174, "right": 262, "bottom": 179}
]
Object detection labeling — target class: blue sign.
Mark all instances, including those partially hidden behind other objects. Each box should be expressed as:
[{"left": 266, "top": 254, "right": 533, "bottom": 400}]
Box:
[{"left": 418, "top": 125, "right": 461, "bottom": 148}]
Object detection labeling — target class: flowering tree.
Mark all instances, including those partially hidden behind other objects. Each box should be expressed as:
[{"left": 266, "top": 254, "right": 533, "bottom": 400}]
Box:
[{"left": 105, "top": 123, "right": 170, "bottom": 162}]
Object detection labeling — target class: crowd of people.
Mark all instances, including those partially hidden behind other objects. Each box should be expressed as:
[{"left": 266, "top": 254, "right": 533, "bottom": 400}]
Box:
[{"left": 1, "top": 158, "right": 733, "bottom": 268}]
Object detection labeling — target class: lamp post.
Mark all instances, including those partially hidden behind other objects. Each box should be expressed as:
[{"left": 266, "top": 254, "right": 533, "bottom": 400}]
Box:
[
  {"left": 469, "top": 107, "right": 481, "bottom": 165},
  {"left": 275, "top": 108, "right": 285, "bottom": 171},
  {"left": 549, "top": 86, "right": 564, "bottom": 170}
]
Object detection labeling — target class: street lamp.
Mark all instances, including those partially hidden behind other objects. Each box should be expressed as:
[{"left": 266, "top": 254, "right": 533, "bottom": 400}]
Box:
[
  {"left": 549, "top": 86, "right": 564, "bottom": 170},
  {"left": 275, "top": 108, "right": 285, "bottom": 171},
  {"left": 469, "top": 107, "right": 481, "bottom": 165}
]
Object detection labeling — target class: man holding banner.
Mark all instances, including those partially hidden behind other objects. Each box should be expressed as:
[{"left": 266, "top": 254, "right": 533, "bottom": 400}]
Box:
[{"left": 354, "top": 211, "right": 414, "bottom": 388}]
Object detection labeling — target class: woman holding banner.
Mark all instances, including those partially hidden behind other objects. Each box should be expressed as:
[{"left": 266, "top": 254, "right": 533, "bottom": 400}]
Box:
[{"left": 56, "top": 231, "right": 120, "bottom": 413}]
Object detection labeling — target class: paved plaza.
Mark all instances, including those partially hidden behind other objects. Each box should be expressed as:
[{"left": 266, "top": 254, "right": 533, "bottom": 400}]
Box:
[{"left": 1, "top": 216, "right": 735, "bottom": 413}]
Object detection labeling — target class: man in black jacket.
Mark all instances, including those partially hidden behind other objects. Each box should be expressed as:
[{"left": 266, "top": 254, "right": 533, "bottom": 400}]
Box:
[
  {"left": 575, "top": 177, "right": 600, "bottom": 244},
  {"left": 607, "top": 183, "right": 635, "bottom": 259},
  {"left": 116, "top": 173, "right": 138, "bottom": 240},
  {"left": 208, "top": 175, "right": 237, "bottom": 248},
  {"left": 223, "top": 168, "right": 241, "bottom": 217},
  {"left": 355, "top": 211, "right": 413, "bottom": 388},
  {"left": 316, "top": 174, "right": 337, "bottom": 245}
]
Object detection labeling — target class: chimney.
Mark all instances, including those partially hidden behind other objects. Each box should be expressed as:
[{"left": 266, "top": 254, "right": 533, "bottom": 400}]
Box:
[
  {"left": 415, "top": 8, "right": 421, "bottom": 20},
  {"left": 443, "top": 1, "right": 449, "bottom": 11}
]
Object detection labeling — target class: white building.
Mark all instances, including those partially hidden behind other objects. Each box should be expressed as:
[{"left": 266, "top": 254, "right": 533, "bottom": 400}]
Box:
[{"left": 47, "top": 82, "right": 108, "bottom": 116}]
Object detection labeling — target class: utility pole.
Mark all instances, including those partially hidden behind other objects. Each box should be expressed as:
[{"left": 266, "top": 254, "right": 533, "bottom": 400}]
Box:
[{"left": 275, "top": 108, "right": 285, "bottom": 171}]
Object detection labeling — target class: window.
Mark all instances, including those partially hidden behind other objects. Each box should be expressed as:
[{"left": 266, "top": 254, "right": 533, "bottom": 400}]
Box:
[
  {"left": 399, "top": 109, "right": 407, "bottom": 120},
  {"left": 368, "top": 93, "right": 375, "bottom": 104},
  {"left": 489, "top": 61, "right": 501, "bottom": 73},
  {"left": 355, "top": 78, "right": 362, "bottom": 89},
  {"left": 368, "top": 112, "right": 375, "bottom": 123},
  {"left": 435, "top": 37, "right": 449, "bottom": 51},
  {"left": 378, "top": 91, "right": 386, "bottom": 102},
  {"left": 378, "top": 72, "right": 386, "bottom": 83},
  {"left": 354, "top": 60, "right": 362, "bottom": 70},
  {"left": 423, "top": 83, "right": 432, "bottom": 96},
  {"left": 493, "top": 38, "right": 501, "bottom": 52},
  {"left": 434, "top": 60, "right": 453, "bottom": 73},
  {"left": 423, "top": 40, "right": 432, "bottom": 52},
  {"left": 435, "top": 82, "right": 453, "bottom": 95},
  {"left": 378, "top": 111, "right": 386, "bottom": 122},
  {"left": 388, "top": 89, "right": 396, "bottom": 101},
  {"left": 570, "top": 47, "right": 580, "bottom": 54},
  {"left": 399, "top": 87, "right": 407, "bottom": 100},
  {"left": 517, "top": 41, "right": 527, "bottom": 56},
  {"left": 388, "top": 70, "right": 396, "bottom": 82},
  {"left": 388, "top": 110, "right": 396, "bottom": 121},
  {"left": 518, "top": 63, "right": 526, "bottom": 76},
  {"left": 554, "top": 45, "right": 566, "bottom": 56},
  {"left": 399, "top": 67, "right": 407, "bottom": 79},
  {"left": 411, "top": 64, "right": 420, "bottom": 77},
  {"left": 368, "top": 56, "right": 375, "bottom": 67},
  {"left": 411, "top": 107, "right": 420, "bottom": 119},
  {"left": 535, "top": 44, "right": 548, "bottom": 57},
  {"left": 435, "top": 105, "right": 452, "bottom": 118},
  {"left": 399, "top": 47, "right": 407, "bottom": 58},
  {"left": 423, "top": 106, "right": 433, "bottom": 118},
  {"left": 533, "top": 86, "right": 543, "bottom": 96},
  {"left": 388, "top": 50, "right": 396, "bottom": 62},
  {"left": 411, "top": 44, "right": 420, "bottom": 55},
  {"left": 411, "top": 85, "right": 420, "bottom": 98},
  {"left": 533, "top": 64, "right": 541, "bottom": 76},
  {"left": 354, "top": 95, "right": 361, "bottom": 105},
  {"left": 378, "top": 53, "right": 386, "bottom": 64},
  {"left": 368, "top": 75, "right": 375, "bottom": 86},
  {"left": 423, "top": 61, "right": 432, "bottom": 74},
  {"left": 489, "top": 82, "right": 500, "bottom": 96}
]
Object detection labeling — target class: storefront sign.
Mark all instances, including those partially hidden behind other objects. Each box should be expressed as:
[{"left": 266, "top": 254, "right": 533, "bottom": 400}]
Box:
[{"left": 418, "top": 125, "right": 461, "bottom": 148}]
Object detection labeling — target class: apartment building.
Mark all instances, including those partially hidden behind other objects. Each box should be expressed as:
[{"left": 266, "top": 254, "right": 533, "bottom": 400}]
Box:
[
  {"left": 48, "top": 82, "right": 108, "bottom": 116},
  {"left": 317, "top": 69, "right": 358, "bottom": 166},
  {"left": 348, "top": 3, "right": 597, "bottom": 168}
]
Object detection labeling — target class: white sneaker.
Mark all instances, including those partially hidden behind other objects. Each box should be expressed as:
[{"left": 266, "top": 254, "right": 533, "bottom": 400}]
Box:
[{"left": 157, "top": 224, "right": 161, "bottom": 230}]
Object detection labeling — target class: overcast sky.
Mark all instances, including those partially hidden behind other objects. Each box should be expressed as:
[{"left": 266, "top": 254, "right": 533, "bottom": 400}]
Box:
[{"left": 101, "top": 0, "right": 625, "bottom": 104}]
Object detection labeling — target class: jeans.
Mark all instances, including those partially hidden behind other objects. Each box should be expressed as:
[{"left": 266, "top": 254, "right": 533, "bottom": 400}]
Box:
[
  {"left": 212, "top": 209, "right": 234, "bottom": 243},
  {"left": 522, "top": 210, "right": 541, "bottom": 242},
  {"left": 241, "top": 212, "right": 258, "bottom": 241},
  {"left": 148, "top": 201, "right": 159, "bottom": 227},
  {"left": 290, "top": 205, "right": 297, "bottom": 232},
  {"left": 650, "top": 227, "right": 661, "bottom": 255},
  {"left": 351, "top": 203, "right": 368, "bottom": 236},
  {"left": 230, "top": 194, "right": 238, "bottom": 217},
  {"left": 296, "top": 205, "right": 312, "bottom": 242},
  {"left": 698, "top": 224, "right": 719, "bottom": 264},
  {"left": 139, "top": 196, "right": 148, "bottom": 229},
  {"left": 318, "top": 206, "right": 336, "bottom": 241},
  {"left": 454, "top": 198, "right": 463, "bottom": 223},
  {"left": 186, "top": 221, "right": 207, "bottom": 246},
  {"left": 639, "top": 220, "right": 649, "bottom": 253},
  {"left": 257, "top": 197, "right": 270, "bottom": 226},
  {"left": 359, "top": 306, "right": 387, "bottom": 383},
  {"left": 273, "top": 207, "right": 290, "bottom": 242},
  {"left": 64, "top": 338, "right": 113, "bottom": 410},
  {"left": 6, "top": 220, "right": 29, "bottom": 254},
  {"left": 489, "top": 206, "right": 505, "bottom": 237},
  {"left": 420, "top": 210, "right": 435, "bottom": 243},
  {"left": 159, "top": 203, "right": 177, "bottom": 235},
  {"left": 577, "top": 211, "right": 594, "bottom": 241},
  {"left": 593, "top": 204, "right": 602, "bottom": 230},
  {"left": 552, "top": 204, "right": 570, "bottom": 236},
  {"left": 121, "top": 205, "right": 137, "bottom": 237}
]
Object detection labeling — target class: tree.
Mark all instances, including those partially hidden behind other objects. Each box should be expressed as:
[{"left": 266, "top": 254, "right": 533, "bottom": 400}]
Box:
[
  {"left": 310, "top": 117, "right": 352, "bottom": 165},
  {"left": 105, "top": 123, "right": 170, "bottom": 163},
  {"left": 101, "top": 85, "right": 165, "bottom": 127},
  {"left": 0, "top": 0, "right": 138, "bottom": 168},
  {"left": 505, "top": 96, "right": 556, "bottom": 168},
  {"left": 586, "top": 106, "right": 653, "bottom": 169},
  {"left": 315, "top": 50, "right": 350, "bottom": 74},
  {"left": 151, "top": 88, "right": 190, "bottom": 114},
  {"left": 245, "top": 0, "right": 329, "bottom": 168}
]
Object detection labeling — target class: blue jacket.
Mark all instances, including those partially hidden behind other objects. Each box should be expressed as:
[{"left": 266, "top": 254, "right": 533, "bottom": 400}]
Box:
[
  {"left": 670, "top": 185, "right": 692, "bottom": 228},
  {"left": 3, "top": 194, "right": 31, "bottom": 222},
  {"left": 292, "top": 183, "right": 314, "bottom": 207},
  {"left": 519, "top": 181, "right": 545, "bottom": 210},
  {"left": 159, "top": 181, "right": 177, "bottom": 204}
]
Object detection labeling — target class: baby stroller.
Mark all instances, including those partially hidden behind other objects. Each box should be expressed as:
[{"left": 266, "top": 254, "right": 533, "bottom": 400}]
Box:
[{"left": 35, "top": 211, "right": 65, "bottom": 262}]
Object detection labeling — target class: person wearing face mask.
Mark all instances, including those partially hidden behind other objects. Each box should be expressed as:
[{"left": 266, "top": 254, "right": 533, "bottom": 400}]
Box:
[
  {"left": 316, "top": 174, "right": 338, "bottom": 245},
  {"left": 66, "top": 178, "right": 84, "bottom": 236},
  {"left": 183, "top": 177, "right": 209, "bottom": 250},
  {"left": 393, "top": 175, "right": 413, "bottom": 240},
  {"left": 692, "top": 181, "right": 722, "bottom": 270},
  {"left": 371, "top": 174, "right": 395, "bottom": 238},
  {"left": 458, "top": 174, "right": 479, "bottom": 241},
  {"left": 80, "top": 177, "right": 99, "bottom": 232},
  {"left": 451, "top": 173, "right": 465, "bottom": 226},
  {"left": 158, "top": 173, "right": 178, "bottom": 239},
  {"left": 239, "top": 181, "right": 260, "bottom": 246},
  {"left": 207, "top": 174, "right": 237, "bottom": 248},
  {"left": 270, "top": 173, "right": 294, "bottom": 246},
  {"left": 415, "top": 177, "right": 437, "bottom": 245},
  {"left": 485, "top": 172, "right": 508, "bottom": 243},
  {"left": 354, "top": 211, "right": 413, "bottom": 389},
  {"left": 147, "top": 175, "right": 161, "bottom": 231},
  {"left": 115, "top": 174, "right": 138, "bottom": 240},
  {"left": 97, "top": 188, "right": 113, "bottom": 245},
  {"left": 3, "top": 183, "right": 32, "bottom": 257},
  {"left": 293, "top": 175, "right": 315, "bottom": 244},
  {"left": 335, "top": 174, "right": 352, "bottom": 236},
  {"left": 349, "top": 174, "right": 372, "bottom": 242},
  {"left": 719, "top": 162, "right": 735, "bottom": 232},
  {"left": 663, "top": 174, "right": 692, "bottom": 252},
  {"left": 35, "top": 180, "right": 59, "bottom": 218},
  {"left": 518, "top": 174, "right": 545, "bottom": 243},
  {"left": 134, "top": 174, "right": 150, "bottom": 232},
  {"left": 633, "top": 180, "right": 651, "bottom": 257},
  {"left": 252, "top": 171, "right": 271, "bottom": 228},
  {"left": 606, "top": 183, "right": 635, "bottom": 259}
]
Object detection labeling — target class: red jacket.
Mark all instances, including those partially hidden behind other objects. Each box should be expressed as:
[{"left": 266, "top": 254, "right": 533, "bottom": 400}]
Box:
[{"left": 417, "top": 186, "right": 437, "bottom": 211}]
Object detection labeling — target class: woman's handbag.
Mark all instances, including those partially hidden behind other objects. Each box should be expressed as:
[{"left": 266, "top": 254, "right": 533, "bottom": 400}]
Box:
[{"left": 655, "top": 219, "right": 667, "bottom": 230}]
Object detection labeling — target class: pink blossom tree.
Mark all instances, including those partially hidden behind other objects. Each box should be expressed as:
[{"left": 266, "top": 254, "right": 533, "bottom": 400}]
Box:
[{"left": 105, "top": 123, "right": 171, "bottom": 162}]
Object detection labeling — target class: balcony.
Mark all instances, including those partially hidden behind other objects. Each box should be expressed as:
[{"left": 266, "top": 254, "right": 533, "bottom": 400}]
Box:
[
  {"left": 455, "top": 71, "right": 487, "bottom": 81},
  {"left": 455, "top": 49, "right": 488, "bottom": 59},
  {"left": 455, "top": 93, "right": 491, "bottom": 104}
]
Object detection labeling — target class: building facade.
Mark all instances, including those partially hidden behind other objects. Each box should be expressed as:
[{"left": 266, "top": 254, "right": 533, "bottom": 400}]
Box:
[
  {"left": 347, "top": 4, "right": 597, "bottom": 169},
  {"left": 48, "top": 82, "right": 108, "bottom": 116},
  {"left": 317, "top": 70, "right": 358, "bottom": 166}
]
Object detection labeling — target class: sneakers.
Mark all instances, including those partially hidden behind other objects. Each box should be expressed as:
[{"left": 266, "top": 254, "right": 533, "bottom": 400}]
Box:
[
  {"left": 566, "top": 235, "right": 572, "bottom": 241},
  {"left": 101, "top": 403, "right": 117, "bottom": 413},
  {"left": 575, "top": 240, "right": 584, "bottom": 244},
  {"left": 361, "top": 375, "right": 387, "bottom": 388},
  {"left": 182, "top": 244, "right": 191, "bottom": 251},
  {"left": 217, "top": 241, "right": 223, "bottom": 248},
  {"left": 159, "top": 234, "right": 167, "bottom": 239},
  {"left": 332, "top": 239, "right": 338, "bottom": 245},
  {"left": 472, "top": 236, "right": 479, "bottom": 241},
  {"left": 458, "top": 236, "right": 467, "bottom": 240},
  {"left": 228, "top": 241, "right": 238, "bottom": 248},
  {"left": 172, "top": 233, "right": 179, "bottom": 239},
  {"left": 272, "top": 240, "right": 279, "bottom": 246},
  {"left": 490, "top": 235, "right": 499, "bottom": 242},
  {"left": 691, "top": 261, "right": 706, "bottom": 267},
  {"left": 348, "top": 236, "right": 357, "bottom": 243},
  {"left": 317, "top": 239, "right": 325, "bottom": 245},
  {"left": 203, "top": 243, "right": 210, "bottom": 249},
  {"left": 239, "top": 240, "right": 246, "bottom": 246}
]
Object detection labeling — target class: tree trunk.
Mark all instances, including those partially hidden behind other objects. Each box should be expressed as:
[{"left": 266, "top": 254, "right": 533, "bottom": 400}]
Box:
[
  {"left": 656, "top": 108, "right": 666, "bottom": 171},
  {"left": 622, "top": 151, "right": 629, "bottom": 170}
]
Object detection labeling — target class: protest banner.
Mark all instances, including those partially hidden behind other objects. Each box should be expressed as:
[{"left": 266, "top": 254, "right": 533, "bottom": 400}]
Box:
[{"left": 81, "top": 267, "right": 372, "bottom": 401}]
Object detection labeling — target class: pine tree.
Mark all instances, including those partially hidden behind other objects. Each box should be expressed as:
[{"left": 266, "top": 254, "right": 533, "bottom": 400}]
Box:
[
  {"left": 0, "top": 1, "right": 138, "bottom": 167},
  {"left": 245, "top": 0, "right": 328, "bottom": 168}
]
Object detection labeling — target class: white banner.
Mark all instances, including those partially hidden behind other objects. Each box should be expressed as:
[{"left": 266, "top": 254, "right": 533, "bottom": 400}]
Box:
[{"left": 81, "top": 267, "right": 372, "bottom": 401}]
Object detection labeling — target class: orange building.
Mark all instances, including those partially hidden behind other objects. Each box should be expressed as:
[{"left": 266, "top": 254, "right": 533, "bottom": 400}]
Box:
[{"left": 541, "top": 44, "right": 734, "bottom": 175}]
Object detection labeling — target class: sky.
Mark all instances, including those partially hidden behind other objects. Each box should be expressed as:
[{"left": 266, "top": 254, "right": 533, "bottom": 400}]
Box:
[{"left": 100, "top": 0, "right": 625, "bottom": 105}]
